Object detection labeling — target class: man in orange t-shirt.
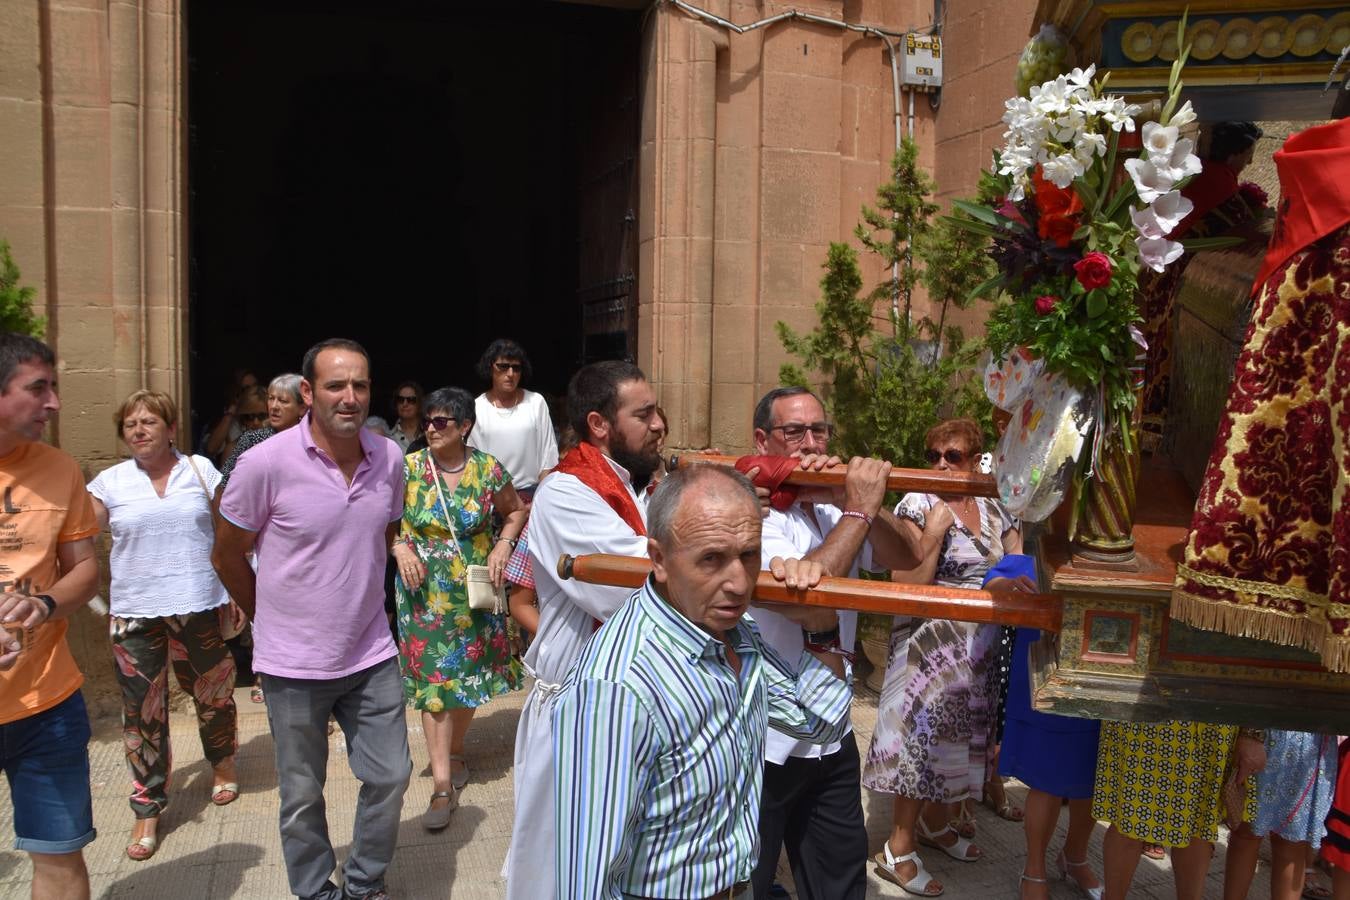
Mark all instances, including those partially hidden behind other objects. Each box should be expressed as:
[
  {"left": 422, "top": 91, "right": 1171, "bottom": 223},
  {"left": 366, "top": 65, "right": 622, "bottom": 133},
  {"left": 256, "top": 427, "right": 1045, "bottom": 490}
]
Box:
[{"left": 0, "top": 333, "right": 100, "bottom": 900}]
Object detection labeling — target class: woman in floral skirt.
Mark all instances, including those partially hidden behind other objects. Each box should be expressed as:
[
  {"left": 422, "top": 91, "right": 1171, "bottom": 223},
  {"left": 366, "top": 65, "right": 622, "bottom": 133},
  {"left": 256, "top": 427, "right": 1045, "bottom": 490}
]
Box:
[{"left": 391, "top": 386, "right": 526, "bottom": 831}]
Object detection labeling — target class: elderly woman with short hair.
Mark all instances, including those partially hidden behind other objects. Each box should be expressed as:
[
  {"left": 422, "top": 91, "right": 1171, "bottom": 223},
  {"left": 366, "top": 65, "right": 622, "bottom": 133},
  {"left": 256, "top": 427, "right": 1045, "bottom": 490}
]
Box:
[
  {"left": 391, "top": 386, "right": 526, "bottom": 830},
  {"left": 217, "top": 373, "right": 305, "bottom": 492},
  {"left": 88, "top": 390, "right": 240, "bottom": 863}
]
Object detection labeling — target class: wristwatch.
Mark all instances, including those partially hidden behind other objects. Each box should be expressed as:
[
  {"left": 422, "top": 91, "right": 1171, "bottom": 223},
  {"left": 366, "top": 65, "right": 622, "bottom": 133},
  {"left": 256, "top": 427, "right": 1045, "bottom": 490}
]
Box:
[
  {"left": 498, "top": 536, "right": 518, "bottom": 550},
  {"left": 34, "top": 594, "right": 57, "bottom": 618},
  {"left": 802, "top": 624, "right": 841, "bottom": 647}
]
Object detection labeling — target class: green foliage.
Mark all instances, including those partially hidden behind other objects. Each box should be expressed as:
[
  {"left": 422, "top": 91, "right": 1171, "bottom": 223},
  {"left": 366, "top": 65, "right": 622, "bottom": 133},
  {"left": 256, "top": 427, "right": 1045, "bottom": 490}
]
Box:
[
  {"left": 0, "top": 242, "right": 45, "bottom": 338},
  {"left": 777, "top": 140, "right": 996, "bottom": 468}
]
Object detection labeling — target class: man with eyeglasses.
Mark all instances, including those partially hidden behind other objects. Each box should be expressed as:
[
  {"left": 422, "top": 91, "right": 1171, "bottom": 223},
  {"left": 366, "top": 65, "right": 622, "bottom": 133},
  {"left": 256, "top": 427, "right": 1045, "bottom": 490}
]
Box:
[{"left": 748, "top": 386, "right": 926, "bottom": 900}]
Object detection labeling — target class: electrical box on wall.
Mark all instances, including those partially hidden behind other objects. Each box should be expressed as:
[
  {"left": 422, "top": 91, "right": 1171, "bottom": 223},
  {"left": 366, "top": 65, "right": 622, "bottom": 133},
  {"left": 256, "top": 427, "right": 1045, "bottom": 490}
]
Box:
[{"left": 901, "top": 33, "right": 943, "bottom": 91}]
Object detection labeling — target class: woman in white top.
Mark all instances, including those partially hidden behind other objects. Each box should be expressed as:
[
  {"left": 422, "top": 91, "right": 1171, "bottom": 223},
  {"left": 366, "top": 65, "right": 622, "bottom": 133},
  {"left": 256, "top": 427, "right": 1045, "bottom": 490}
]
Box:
[
  {"left": 467, "top": 339, "right": 558, "bottom": 500},
  {"left": 88, "top": 390, "right": 240, "bottom": 863}
]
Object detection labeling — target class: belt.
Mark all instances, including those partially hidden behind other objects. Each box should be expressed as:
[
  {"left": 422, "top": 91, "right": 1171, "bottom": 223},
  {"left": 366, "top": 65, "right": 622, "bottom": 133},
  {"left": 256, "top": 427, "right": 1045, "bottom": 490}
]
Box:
[{"left": 704, "top": 883, "right": 749, "bottom": 900}]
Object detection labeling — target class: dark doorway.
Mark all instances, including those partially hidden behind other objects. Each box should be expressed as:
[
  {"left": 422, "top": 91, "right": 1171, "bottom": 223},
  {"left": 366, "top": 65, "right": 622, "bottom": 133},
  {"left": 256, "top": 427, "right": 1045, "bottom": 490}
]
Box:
[{"left": 186, "top": 0, "right": 641, "bottom": 436}]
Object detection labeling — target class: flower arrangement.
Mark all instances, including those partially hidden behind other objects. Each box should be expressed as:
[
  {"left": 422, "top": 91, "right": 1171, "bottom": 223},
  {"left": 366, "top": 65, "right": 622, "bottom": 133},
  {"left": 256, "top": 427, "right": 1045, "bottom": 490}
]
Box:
[{"left": 950, "top": 19, "right": 1213, "bottom": 439}]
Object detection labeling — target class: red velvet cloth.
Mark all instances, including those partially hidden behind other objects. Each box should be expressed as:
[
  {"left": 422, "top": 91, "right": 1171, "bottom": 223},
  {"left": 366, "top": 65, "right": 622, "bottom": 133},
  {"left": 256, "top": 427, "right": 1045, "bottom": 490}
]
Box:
[
  {"left": 553, "top": 442, "right": 646, "bottom": 537},
  {"left": 733, "top": 455, "right": 800, "bottom": 511}
]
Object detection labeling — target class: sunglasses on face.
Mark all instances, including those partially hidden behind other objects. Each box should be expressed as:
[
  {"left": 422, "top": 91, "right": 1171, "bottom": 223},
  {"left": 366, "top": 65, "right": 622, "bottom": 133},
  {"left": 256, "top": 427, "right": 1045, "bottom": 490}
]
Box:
[
  {"left": 493, "top": 362, "right": 523, "bottom": 374},
  {"left": 768, "top": 422, "right": 834, "bottom": 444},
  {"left": 424, "top": 416, "right": 457, "bottom": 431},
  {"left": 925, "top": 448, "right": 967, "bottom": 465},
  {"left": 396, "top": 395, "right": 418, "bottom": 405}
]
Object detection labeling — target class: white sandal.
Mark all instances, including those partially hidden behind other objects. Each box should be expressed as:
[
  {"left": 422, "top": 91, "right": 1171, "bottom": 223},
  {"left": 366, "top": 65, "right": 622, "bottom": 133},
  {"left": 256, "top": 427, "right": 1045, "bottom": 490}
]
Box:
[
  {"left": 874, "top": 841, "right": 943, "bottom": 897},
  {"left": 916, "top": 817, "right": 982, "bottom": 862}
]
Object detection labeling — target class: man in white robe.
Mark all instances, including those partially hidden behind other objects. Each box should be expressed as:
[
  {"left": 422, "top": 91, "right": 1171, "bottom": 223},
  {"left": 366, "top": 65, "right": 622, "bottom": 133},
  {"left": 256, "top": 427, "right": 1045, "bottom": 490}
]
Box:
[{"left": 504, "top": 360, "right": 664, "bottom": 900}]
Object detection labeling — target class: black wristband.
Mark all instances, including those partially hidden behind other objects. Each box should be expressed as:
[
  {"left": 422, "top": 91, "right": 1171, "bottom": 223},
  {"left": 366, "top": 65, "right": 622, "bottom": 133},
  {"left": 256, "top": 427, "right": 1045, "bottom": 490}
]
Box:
[
  {"left": 35, "top": 594, "right": 57, "bottom": 617},
  {"left": 802, "top": 624, "right": 841, "bottom": 646}
]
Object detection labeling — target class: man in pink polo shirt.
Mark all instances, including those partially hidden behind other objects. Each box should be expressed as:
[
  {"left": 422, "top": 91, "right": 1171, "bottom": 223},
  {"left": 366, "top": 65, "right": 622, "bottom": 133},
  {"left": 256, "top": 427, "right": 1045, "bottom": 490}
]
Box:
[{"left": 213, "top": 338, "right": 411, "bottom": 900}]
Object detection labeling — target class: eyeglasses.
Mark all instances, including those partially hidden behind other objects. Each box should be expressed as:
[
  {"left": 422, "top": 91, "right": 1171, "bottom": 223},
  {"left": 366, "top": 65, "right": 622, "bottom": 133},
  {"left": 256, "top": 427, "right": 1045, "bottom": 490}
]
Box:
[
  {"left": 925, "top": 448, "right": 968, "bottom": 465},
  {"left": 768, "top": 422, "right": 834, "bottom": 444},
  {"left": 493, "top": 362, "right": 523, "bottom": 373},
  {"left": 424, "top": 416, "right": 457, "bottom": 431},
  {"left": 396, "top": 395, "right": 418, "bottom": 405}
]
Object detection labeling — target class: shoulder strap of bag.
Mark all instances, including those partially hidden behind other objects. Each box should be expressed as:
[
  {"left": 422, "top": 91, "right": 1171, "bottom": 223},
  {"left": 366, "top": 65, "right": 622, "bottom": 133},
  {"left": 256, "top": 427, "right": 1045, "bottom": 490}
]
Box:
[
  {"left": 184, "top": 454, "right": 214, "bottom": 504},
  {"left": 426, "top": 451, "right": 460, "bottom": 549}
]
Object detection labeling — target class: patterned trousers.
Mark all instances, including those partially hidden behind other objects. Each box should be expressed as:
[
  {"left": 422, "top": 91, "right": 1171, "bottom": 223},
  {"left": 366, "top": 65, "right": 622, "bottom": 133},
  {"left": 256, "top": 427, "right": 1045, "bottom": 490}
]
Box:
[{"left": 110, "top": 608, "right": 238, "bottom": 818}]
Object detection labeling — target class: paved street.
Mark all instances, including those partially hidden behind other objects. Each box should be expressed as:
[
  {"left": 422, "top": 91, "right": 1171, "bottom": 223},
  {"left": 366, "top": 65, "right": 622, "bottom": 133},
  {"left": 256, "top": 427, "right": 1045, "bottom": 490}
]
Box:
[{"left": 0, "top": 684, "right": 1269, "bottom": 899}]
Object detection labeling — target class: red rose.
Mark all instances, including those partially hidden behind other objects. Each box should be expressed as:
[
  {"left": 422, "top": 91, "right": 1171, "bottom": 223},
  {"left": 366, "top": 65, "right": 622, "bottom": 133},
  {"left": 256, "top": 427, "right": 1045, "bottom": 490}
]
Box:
[
  {"left": 1073, "top": 251, "right": 1113, "bottom": 290},
  {"left": 1238, "top": 181, "right": 1269, "bottom": 209},
  {"left": 1035, "top": 295, "right": 1059, "bottom": 315}
]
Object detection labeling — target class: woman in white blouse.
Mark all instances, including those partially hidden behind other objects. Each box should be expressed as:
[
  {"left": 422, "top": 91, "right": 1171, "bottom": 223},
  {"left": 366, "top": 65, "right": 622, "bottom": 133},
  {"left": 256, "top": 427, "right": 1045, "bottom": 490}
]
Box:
[
  {"left": 467, "top": 339, "right": 558, "bottom": 501},
  {"left": 88, "top": 390, "right": 240, "bottom": 863}
]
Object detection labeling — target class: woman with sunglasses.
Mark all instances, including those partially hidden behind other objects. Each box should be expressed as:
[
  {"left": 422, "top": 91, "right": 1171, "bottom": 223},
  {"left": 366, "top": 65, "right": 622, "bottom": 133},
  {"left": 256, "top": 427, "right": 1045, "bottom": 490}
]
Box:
[
  {"left": 466, "top": 339, "right": 558, "bottom": 503},
  {"left": 865, "top": 418, "right": 1026, "bottom": 897},
  {"left": 390, "top": 386, "right": 526, "bottom": 831},
  {"left": 388, "top": 380, "right": 424, "bottom": 453}
]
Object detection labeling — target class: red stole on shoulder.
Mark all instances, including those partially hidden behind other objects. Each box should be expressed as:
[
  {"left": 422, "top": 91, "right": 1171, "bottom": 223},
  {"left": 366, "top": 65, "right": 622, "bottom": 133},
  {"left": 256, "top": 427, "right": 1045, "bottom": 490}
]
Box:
[
  {"left": 553, "top": 442, "right": 646, "bottom": 537},
  {"left": 1254, "top": 118, "right": 1350, "bottom": 294}
]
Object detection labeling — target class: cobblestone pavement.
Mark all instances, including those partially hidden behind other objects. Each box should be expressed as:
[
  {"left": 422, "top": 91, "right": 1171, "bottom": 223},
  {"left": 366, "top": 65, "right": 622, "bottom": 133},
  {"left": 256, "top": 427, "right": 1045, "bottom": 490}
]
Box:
[{"left": 0, "top": 684, "right": 1271, "bottom": 899}]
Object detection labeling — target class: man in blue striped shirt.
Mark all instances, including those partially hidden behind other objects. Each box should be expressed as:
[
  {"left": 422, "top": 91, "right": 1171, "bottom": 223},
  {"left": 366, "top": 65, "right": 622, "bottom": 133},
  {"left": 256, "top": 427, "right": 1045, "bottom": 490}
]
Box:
[{"left": 553, "top": 464, "right": 853, "bottom": 899}]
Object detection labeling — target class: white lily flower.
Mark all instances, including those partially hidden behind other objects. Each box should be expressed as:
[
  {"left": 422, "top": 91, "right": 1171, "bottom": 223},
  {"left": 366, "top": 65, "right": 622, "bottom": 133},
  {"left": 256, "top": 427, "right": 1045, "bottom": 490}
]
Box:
[
  {"left": 1168, "top": 100, "right": 1197, "bottom": 129},
  {"left": 1137, "top": 236, "right": 1185, "bottom": 272},
  {"left": 1141, "top": 122, "right": 1179, "bottom": 162},
  {"left": 1124, "top": 157, "right": 1176, "bottom": 204},
  {"left": 1075, "top": 130, "right": 1108, "bottom": 160}
]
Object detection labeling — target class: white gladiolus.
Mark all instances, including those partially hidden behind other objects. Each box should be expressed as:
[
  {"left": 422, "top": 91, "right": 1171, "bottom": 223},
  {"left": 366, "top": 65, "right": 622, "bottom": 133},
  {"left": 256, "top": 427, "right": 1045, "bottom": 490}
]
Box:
[
  {"left": 1137, "top": 236, "right": 1185, "bottom": 272},
  {"left": 1124, "top": 158, "right": 1177, "bottom": 204},
  {"left": 1153, "top": 137, "right": 1203, "bottom": 183},
  {"left": 1141, "top": 121, "right": 1179, "bottom": 161},
  {"left": 1130, "top": 190, "right": 1194, "bottom": 239},
  {"left": 1168, "top": 100, "right": 1197, "bottom": 129}
]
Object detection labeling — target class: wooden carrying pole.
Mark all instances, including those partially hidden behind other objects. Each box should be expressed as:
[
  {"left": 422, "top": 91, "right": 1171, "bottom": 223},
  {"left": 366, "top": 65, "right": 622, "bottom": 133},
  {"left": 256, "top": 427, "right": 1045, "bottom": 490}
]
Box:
[
  {"left": 558, "top": 554, "right": 1062, "bottom": 632},
  {"left": 667, "top": 452, "right": 999, "bottom": 498}
]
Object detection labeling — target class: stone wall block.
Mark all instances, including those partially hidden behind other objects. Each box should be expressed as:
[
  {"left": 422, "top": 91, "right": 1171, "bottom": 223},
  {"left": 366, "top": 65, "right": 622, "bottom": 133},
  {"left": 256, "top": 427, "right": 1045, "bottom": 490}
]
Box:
[
  {"left": 725, "top": 22, "right": 764, "bottom": 79},
  {"left": 51, "top": 105, "right": 112, "bottom": 210},
  {"left": 760, "top": 240, "right": 804, "bottom": 305},
  {"left": 661, "top": 141, "right": 690, "bottom": 238},
  {"left": 0, "top": 99, "right": 45, "bottom": 207},
  {"left": 638, "top": 141, "right": 658, "bottom": 245},
  {"left": 660, "top": 237, "right": 688, "bottom": 304},
  {"left": 660, "top": 381, "right": 687, "bottom": 447},
  {"left": 687, "top": 304, "right": 713, "bottom": 384},
  {"left": 0, "top": 208, "right": 48, "bottom": 304},
  {"left": 840, "top": 156, "right": 881, "bottom": 236},
  {"left": 758, "top": 303, "right": 818, "bottom": 383},
  {"left": 714, "top": 66, "right": 760, "bottom": 150},
  {"left": 762, "top": 73, "right": 840, "bottom": 153},
  {"left": 689, "top": 235, "right": 714, "bottom": 303},
  {"left": 141, "top": 106, "right": 180, "bottom": 214},
  {"left": 52, "top": 209, "right": 113, "bottom": 307},
  {"left": 49, "top": 5, "right": 108, "bottom": 108},
  {"left": 710, "top": 381, "right": 754, "bottom": 454},
  {"left": 108, "top": 0, "right": 138, "bottom": 105},
  {"left": 109, "top": 208, "right": 141, "bottom": 310},
  {"left": 109, "top": 103, "right": 140, "bottom": 209},
  {"left": 714, "top": 147, "right": 757, "bottom": 242},
  {"left": 141, "top": 210, "right": 177, "bottom": 307},
  {"left": 760, "top": 149, "right": 840, "bottom": 244},
  {"left": 56, "top": 304, "right": 114, "bottom": 373},
  {"left": 711, "top": 305, "right": 756, "bottom": 382},
  {"left": 713, "top": 240, "right": 755, "bottom": 307},
  {"left": 142, "top": 11, "right": 178, "bottom": 112},
  {"left": 762, "top": 22, "right": 841, "bottom": 80},
  {"left": 0, "top": 0, "right": 41, "bottom": 102},
  {"left": 690, "top": 139, "right": 717, "bottom": 240},
  {"left": 691, "top": 59, "right": 717, "bottom": 140}
]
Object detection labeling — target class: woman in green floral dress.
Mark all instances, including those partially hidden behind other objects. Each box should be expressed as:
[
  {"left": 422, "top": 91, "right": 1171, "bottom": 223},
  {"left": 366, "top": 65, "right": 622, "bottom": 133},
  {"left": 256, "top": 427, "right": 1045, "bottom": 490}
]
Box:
[{"left": 390, "top": 386, "right": 526, "bottom": 830}]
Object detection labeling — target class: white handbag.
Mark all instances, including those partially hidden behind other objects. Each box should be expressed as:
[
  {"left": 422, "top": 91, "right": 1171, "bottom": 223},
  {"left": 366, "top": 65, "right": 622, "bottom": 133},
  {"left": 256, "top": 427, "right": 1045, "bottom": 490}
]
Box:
[{"left": 427, "top": 452, "right": 507, "bottom": 615}]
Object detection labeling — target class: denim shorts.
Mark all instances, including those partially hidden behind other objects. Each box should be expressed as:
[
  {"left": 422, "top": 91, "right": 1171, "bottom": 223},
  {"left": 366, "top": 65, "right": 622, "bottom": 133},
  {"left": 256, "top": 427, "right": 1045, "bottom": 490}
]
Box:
[{"left": 1, "top": 690, "right": 96, "bottom": 854}]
